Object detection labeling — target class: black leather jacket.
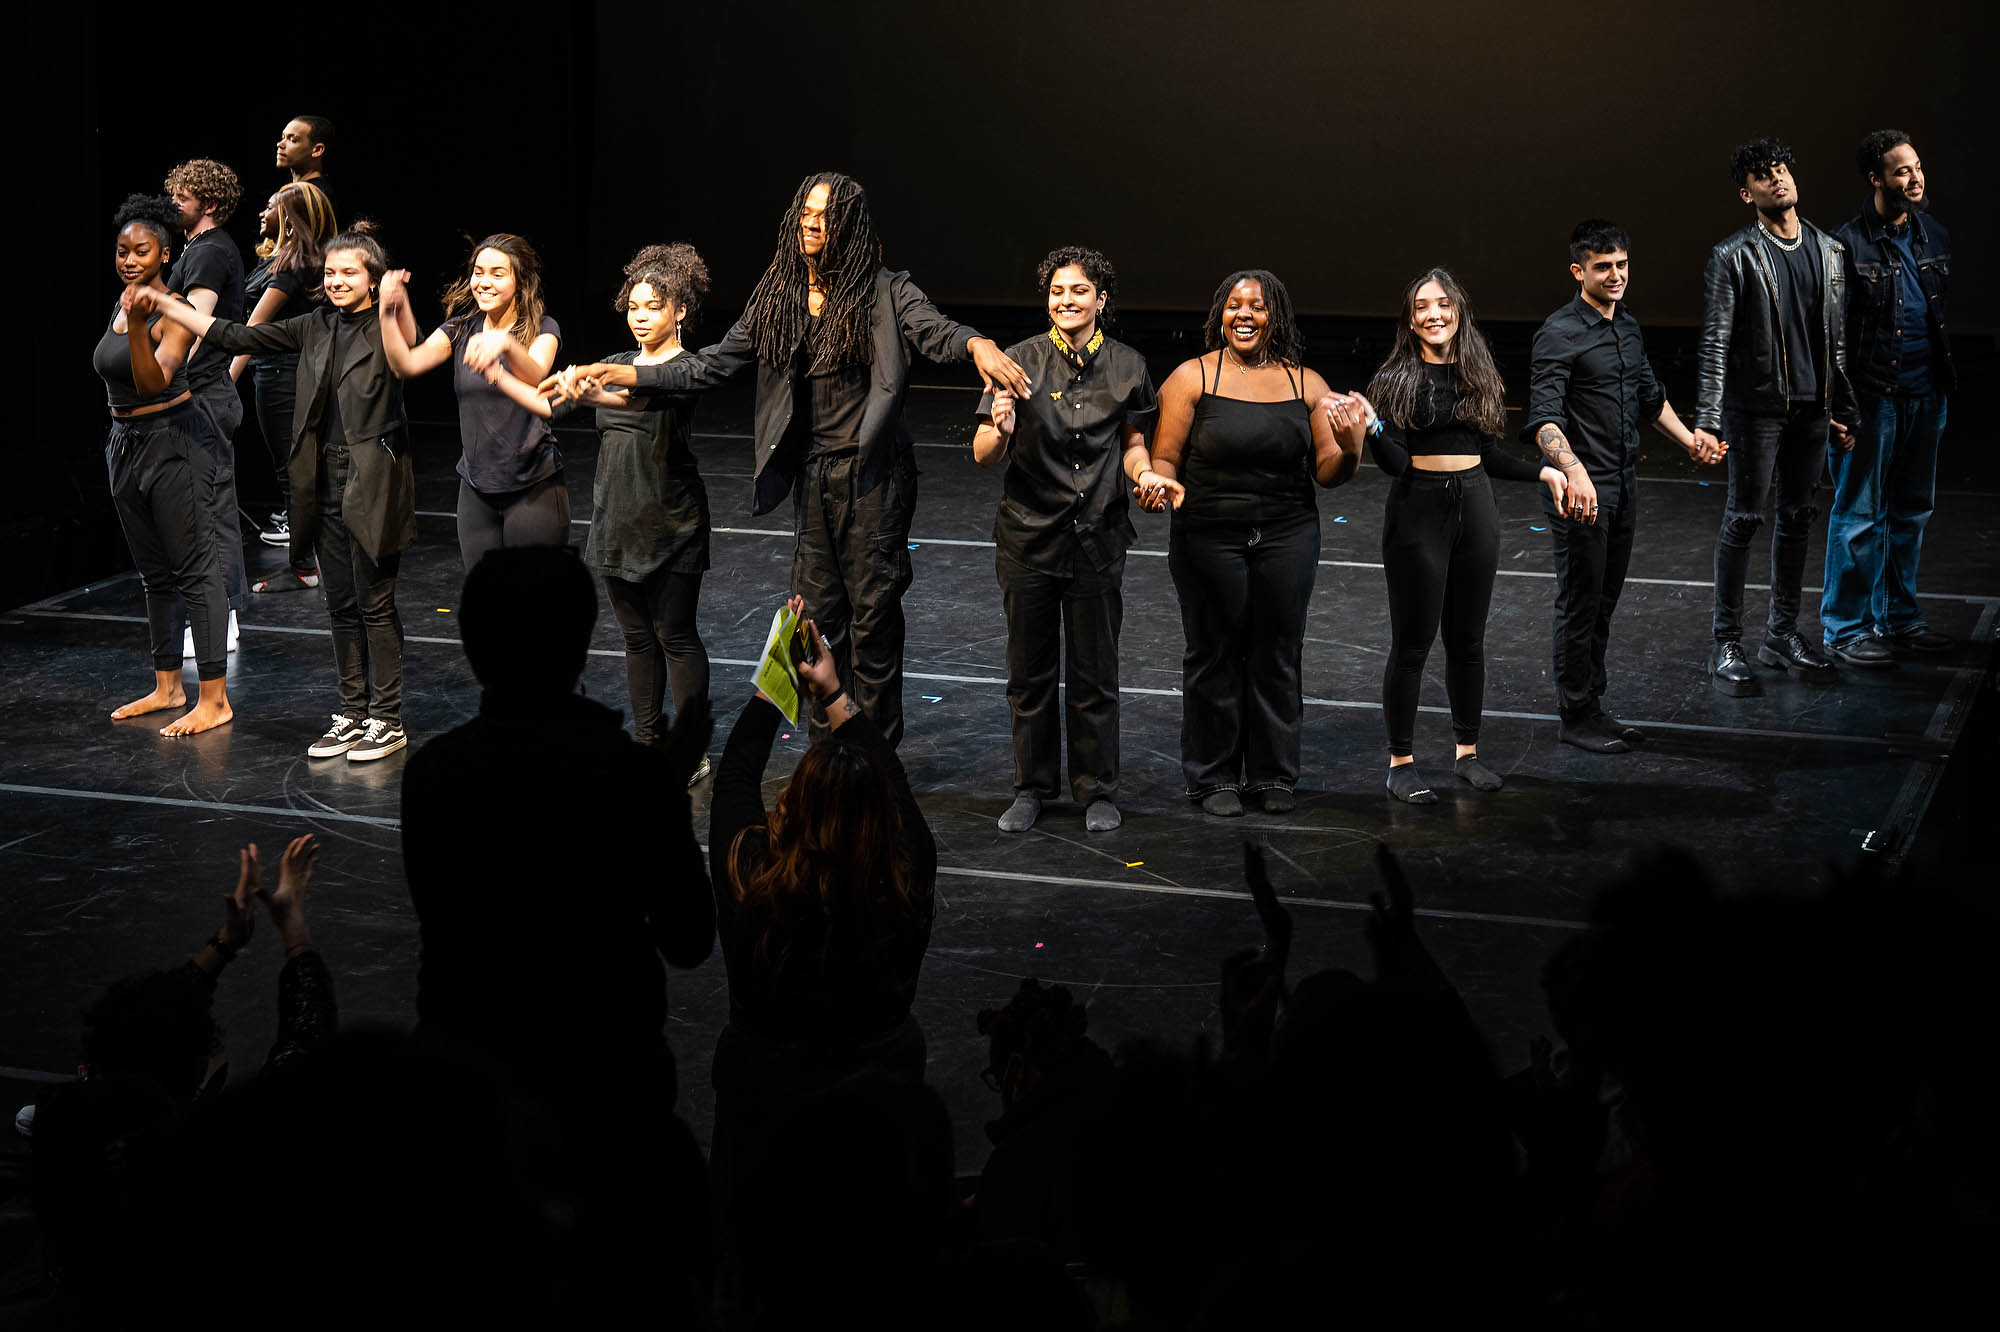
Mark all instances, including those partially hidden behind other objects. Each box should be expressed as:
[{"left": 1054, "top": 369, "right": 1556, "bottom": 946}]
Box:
[
  {"left": 1695, "top": 220, "right": 1858, "bottom": 432},
  {"left": 1834, "top": 202, "right": 1954, "bottom": 397}
]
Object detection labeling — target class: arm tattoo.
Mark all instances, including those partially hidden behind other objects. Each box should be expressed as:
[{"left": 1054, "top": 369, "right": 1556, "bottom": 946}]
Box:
[{"left": 1536, "top": 422, "right": 1580, "bottom": 471}]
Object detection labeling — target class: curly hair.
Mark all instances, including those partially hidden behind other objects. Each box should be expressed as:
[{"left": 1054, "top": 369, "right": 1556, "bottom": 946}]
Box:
[
  {"left": 1365, "top": 267, "right": 1508, "bottom": 439},
  {"left": 439, "top": 233, "right": 549, "bottom": 350},
  {"left": 114, "top": 193, "right": 182, "bottom": 252},
  {"left": 614, "top": 241, "right": 711, "bottom": 334},
  {"left": 258, "top": 180, "right": 337, "bottom": 272},
  {"left": 1036, "top": 244, "right": 1118, "bottom": 324},
  {"left": 1729, "top": 137, "right": 1796, "bottom": 189},
  {"left": 1201, "top": 268, "right": 1306, "bottom": 368},
  {"left": 163, "top": 158, "right": 244, "bottom": 225},
  {"left": 742, "top": 172, "right": 882, "bottom": 372},
  {"left": 1855, "top": 128, "right": 1912, "bottom": 180}
]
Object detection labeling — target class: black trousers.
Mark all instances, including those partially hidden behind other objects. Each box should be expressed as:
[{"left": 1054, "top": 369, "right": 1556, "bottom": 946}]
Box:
[
  {"left": 997, "top": 549, "right": 1123, "bottom": 803},
  {"left": 106, "top": 405, "right": 229, "bottom": 680},
  {"left": 318, "top": 444, "right": 404, "bottom": 725},
  {"left": 187, "top": 378, "right": 249, "bottom": 611},
  {"left": 1547, "top": 480, "right": 1638, "bottom": 722},
  {"left": 603, "top": 566, "right": 709, "bottom": 747},
  {"left": 1712, "top": 404, "right": 1827, "bottom": 642},
  {"left": 792, "top": 449, "right": 917, "bottom": 747},
  {"left": 251, "top": 359, "right": 296, "bottom": 514},
  {"left": 1168, "top": 506, "right": 1320, "bottom": 796},
  {"left": 1382, "top": 467, "right": 1499, "bottom": 756},
  {"left": 456, "top": 473, "right": 572, "bottom": 570}
]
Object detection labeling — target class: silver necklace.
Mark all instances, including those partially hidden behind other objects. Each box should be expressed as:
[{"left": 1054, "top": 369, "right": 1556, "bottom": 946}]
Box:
[{"left": 1758, "top": 221, "right": 1804, "bottom": 253}]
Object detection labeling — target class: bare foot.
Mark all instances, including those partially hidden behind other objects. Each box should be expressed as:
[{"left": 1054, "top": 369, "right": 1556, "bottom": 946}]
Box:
[
  {"left": 112, "top": 687, "right": 186, "bottom": 720},
  {"left": 162, "top": 699, "right": 234, "bottom": 737}
]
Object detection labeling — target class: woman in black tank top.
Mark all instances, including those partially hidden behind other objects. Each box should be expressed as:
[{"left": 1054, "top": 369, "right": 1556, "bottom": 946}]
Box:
[
  {"left": 95, "top": 194, "right": 236, "bottom": 737},
  {"left": 1150, "top": 270, "right": 1367, "bottom": 815}
]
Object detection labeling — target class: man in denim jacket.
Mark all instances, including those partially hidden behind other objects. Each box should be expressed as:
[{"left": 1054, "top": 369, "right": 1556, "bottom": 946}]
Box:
[{"left": 1825, "top": 130, "right": 1955, "bottom": 663}]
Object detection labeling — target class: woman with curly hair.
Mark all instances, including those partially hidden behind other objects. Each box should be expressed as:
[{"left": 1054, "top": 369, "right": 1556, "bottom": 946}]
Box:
[
  {"left": 95, "top": 194, "right": 234, "bottom": 735},
  {"left": 235, "top": 180, "right": 336, "bottom": 589},
  {"left": 1356, "top": 268, "right": 1570, "bottom": 804},
  {"left": 1149, "top": 270, "right": 1366, "bottom": 816},
  {"left": 377, "top": 233, "right": 566, "bottom": 568},
  {"left": 483, "top": 243, "right": 716, "bottom": 768},
  {"left": 971, "top": 245, "right": 1178, "bottom": 834},
  {"left": 705, "top": 596, "right": 937, "bottom": 1218}
]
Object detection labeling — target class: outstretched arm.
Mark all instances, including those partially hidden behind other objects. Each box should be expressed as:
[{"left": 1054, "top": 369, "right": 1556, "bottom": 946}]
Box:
[{"left": 377, "top": 269, "right": 453, "bottom": 379}]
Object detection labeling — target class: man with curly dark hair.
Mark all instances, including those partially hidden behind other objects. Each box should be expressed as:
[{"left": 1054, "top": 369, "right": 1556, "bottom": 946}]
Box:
[
  {"left": 1824, "top": 130, "right": 1955, "bottom": 663},
  {"left": 164, "top": 158, "right": 250, "bottom": 645},
  {"left": 1694, "top": 138, "right": 1859, "bottom": 697}
]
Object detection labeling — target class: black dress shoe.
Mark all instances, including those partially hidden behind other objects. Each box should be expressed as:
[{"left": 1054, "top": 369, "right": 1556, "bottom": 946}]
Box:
[
  {"left": 1887, "top": 626, "right": 1953, "bottom": 654},
  {"left": 1560, "top": 717, "right": 1629, "bottom": 754},
  {"left": 1710, "top": 642, "right": 1761, "bottom": 697},
  {"left": 1828, "top": 635, "right": 1895, "bottom": 668},
  {"left": 1758, "top": 632, "right": 1839, "bottom": 683},
  {"left": 1592, "top": 709, "right": 1646, "bottom": 742}
]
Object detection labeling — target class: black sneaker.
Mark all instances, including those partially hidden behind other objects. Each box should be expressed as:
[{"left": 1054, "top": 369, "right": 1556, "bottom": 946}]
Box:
[
  {"left": 688, "top": 755, "right": 712, "bottom": 791},
  {"left": 347, "top": 719, "right": 407, "bottom": 762},
  {"left": 308, "top": 714, "right": 367, "bottom": 758},
  {"left": 260, "top": 511, "right": 291, "bottom": 547}
]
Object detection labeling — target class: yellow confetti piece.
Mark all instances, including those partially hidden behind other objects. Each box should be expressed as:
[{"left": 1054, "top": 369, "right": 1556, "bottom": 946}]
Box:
[
  {"left": 1125, "top": 860, "right": 1144, "bottom": 868},
  {"left": 436, "top": 608, "right": 451, "bottom": 613}
]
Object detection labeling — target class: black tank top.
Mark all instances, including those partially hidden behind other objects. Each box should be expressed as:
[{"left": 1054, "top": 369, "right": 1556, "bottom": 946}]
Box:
[
  {"left": 1180, "top": 356, "right": 1313, "bottom": 524},
  {"left": 92, "top": 300, "right": 189, "bottom": 411}
]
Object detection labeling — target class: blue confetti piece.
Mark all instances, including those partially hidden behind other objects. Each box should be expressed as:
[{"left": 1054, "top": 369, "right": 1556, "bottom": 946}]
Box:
[
  {"left": 1529, "top": 525, "right": 1547, "bottom": 532},
  {"left": 907, "top": 543, "right": 920, "bottom": 550},
  {"left": 922, "top": 695, "right": 943, "bottom": 703},
  {"left": 1699, "top": 481, "right": 1710, "bottom": 487},
  {"left": 1333, "top": 516, "right": 1348, "bottom": 524}
]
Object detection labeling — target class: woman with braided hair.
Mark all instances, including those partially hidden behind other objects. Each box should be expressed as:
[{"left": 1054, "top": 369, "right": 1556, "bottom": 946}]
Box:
[
  {"left": 544, "top": 172, "right": 1033, "bottom": 748},
  {"left": 483, "top": 243, "right": 717, "bottom": 776}
]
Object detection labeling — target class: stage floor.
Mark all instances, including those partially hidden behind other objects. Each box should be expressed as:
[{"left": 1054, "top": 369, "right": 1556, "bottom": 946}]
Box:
[{"left": 4, "top": 373, "right": 1995, "bottom": 1169}]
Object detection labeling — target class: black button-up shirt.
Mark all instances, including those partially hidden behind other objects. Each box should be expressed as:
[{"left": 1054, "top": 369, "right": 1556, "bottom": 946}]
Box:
[
  {"left": 1522, "top": 295, "right": 1667, "bottom": 501},
  {"left": 977, "top": 329, "right": 1157, "bottom": 573}
]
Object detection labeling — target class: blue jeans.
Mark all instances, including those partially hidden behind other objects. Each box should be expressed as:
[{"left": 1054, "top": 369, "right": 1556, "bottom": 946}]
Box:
[{"left": 1820, "top": 392, "right": 1948, "bottom": 646}]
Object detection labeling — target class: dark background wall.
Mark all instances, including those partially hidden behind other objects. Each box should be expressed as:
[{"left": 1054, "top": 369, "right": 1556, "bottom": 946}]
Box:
[{"left": 12, "top": 0, "right": 1990, "bottom": 609}]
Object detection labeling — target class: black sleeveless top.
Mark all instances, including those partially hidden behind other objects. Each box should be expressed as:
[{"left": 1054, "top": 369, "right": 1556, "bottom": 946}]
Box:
[
  {"left": 92, "top": 300, "right": 189, "bottom": 411},
  {"left": 1179, "top": 356, "right": 1314, "bottom": 525}
]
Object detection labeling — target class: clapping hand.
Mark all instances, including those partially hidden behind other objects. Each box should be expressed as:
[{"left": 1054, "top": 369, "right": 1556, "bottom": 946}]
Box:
[
  {"left": 259, "top": 834, "right": 318, "bottom": 957},
  {"left": 219, "top": 844, "right": 260, "bottom": 953},
  {"left": 1367, "top": 845, "right": 1452, "bottom": 994}
]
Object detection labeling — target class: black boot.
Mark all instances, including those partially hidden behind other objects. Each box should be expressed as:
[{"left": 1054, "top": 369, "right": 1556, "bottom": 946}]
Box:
[{"left": 1759, "top": 632, "right": 1839, "bottom": 684}]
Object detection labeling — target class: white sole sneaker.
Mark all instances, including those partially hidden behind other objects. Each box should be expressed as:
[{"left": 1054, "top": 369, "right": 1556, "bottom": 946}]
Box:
[
  {"left": 183, "top": 609, "right": 241, "bottom": 658},
  {"left": 347, "top": 724, "right": 407, "bottom": 762}
]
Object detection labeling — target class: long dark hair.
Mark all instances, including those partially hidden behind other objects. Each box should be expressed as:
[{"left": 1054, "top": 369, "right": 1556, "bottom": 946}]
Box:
[
  {"left": 439, "top": 233, "right": 548, "bottom": 349},
  {"left": 741, "top": 172, "right": 881, "bottom": 372},
  {"left": 1201, "top": 268, "right": 1307, "bottom": 368},
  {"left": 728, "top": 737, "right": 921, "bottom": 971},
  {"left": 260, "top": 181, "right": 336, "bottom": 274},
  {"left": 1365, "top": 267, "right": 1507, "bottom": 438}
]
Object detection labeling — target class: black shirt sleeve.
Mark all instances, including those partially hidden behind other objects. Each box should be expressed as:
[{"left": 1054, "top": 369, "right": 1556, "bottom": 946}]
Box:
[
  {"left": 1370, "top": 420, "right": 1412, "bottom": 477},
  {"left": 1480, "top": 437, "right": 1546, "bottom": 483},
  {"left": 710, "top": 697, "right": 783, "bottom": 891},
  {"left": 1521, "top": 317, "right": 1572, "bottom": 446}
]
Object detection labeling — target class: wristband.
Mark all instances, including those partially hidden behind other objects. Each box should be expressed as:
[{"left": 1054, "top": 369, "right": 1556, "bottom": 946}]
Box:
[
  {"left": 205, "top": 932, "right": 240, "bottom": 961},
  {"left": 820, "top": 687, "right": 846, "bottom": 709},
  {"left": 1368, "top": 417, "right": 1385, "bottom": 437}
]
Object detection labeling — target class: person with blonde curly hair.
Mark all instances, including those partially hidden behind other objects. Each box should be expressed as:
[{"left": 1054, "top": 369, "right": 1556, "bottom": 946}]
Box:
[{"left": 164, "top": 157, "right": 249, "bottom": 651}]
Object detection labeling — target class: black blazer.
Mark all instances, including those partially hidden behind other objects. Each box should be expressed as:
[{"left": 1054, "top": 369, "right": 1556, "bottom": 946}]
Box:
[{"left": 206, "top": 308, "right": 416, "bottom": 561}]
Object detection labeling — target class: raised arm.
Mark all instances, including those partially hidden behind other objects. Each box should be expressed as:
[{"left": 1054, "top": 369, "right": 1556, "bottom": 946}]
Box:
[
  {"left": 376, "top": 269, "right": 453, "bottom": 379},
  {"left": 1303, "top": 368, "right": 1363, "bottom": 488},
  {"left": 543, "top": 318, "right": 754, "bottom": 402},
  {"left": 121, "top": 286, "right": 198, "bottom": 394},
  {"left": 972, "top": 387, "right": 1014, "bottom": 465}
]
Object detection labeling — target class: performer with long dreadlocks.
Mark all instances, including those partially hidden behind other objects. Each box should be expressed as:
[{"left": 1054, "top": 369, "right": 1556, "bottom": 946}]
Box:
[{"left": 543, "top": 172, "right": 1032, "bottom": 747}]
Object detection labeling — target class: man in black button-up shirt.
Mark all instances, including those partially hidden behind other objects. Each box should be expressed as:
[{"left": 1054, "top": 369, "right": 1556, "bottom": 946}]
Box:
[
  {"left": 1524, "top": 220, "right": 1705, "bottom": 752},
  {"left": 973, "top": 248, "right": 1174, "bottom": 834}
]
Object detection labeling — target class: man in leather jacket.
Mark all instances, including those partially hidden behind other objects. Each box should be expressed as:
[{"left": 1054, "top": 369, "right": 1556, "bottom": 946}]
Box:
[
  {"left": 1823, "top": 130, "right": 1955, "bottom": 664},
  {"left": 1693, "top": 138, "right": 1860, "bottom": 697}
]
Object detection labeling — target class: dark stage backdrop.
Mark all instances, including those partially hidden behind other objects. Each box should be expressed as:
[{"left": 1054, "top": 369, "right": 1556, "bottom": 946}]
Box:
[{"left": 12, "top": 0, "right": 1991, "bottom": 609}]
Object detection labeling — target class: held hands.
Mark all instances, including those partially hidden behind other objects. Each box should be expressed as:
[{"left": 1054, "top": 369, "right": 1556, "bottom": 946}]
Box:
[
  {"left": 1132, "top": 468, "right": 1185, "bottom": 511},
  {"left": 1829, "top": 420, "right": 1855, "bottom": 453},
  {"left": 1539, "top": 466, "right": 1573, "bottom": 518},
  {"left": 1689, "top": 428, "right": 1728, "bottom": 466},
  {"left": 122, "top": 283, "right": 159, "bottom": 318},
  {"left": 378, "top": 269, "right": 410, "bottom": 316},
  {"left": 969, "top": 337, "right": 1033, "bottom": 398},
  {"left": 1319, "top": 391, "right": 1370, "bottom": 451},
  {"left": 537, "top": 364, "right": 611, "bottom": 404},
  {"left": 989, "top": 390, "right": 1016, "bottom": 436}
]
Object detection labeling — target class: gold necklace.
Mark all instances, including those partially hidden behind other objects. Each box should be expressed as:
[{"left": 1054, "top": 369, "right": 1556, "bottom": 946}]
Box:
[{"left": 1226, "top": 348, "right": 1271, "bottom": 374}]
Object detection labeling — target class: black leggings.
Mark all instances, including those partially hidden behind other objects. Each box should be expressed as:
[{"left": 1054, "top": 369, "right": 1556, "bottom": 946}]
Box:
[
  {"left": 1382, "top": 466, "right": 1500, "bottom": 756},
  {"left": 603, "top": 566, "right": 709, "bottom": 746},
  {"left": 107, "top": 405, "right": 229, "bottom": 680},
  {"left": 457, "top": 473, "right": 572, "bottom": 570}
]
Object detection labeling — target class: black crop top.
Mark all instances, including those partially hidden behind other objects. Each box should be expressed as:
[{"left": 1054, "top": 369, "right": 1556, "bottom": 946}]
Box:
[
  {"left": 1371, "top": 361, "right": 1541, "bottom": 482},
  {"left": 92, "top": 301, "right": 189, "bottom": 411}
]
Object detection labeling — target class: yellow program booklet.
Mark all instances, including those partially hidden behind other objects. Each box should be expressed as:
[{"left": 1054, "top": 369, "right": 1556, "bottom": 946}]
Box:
[{"left": 752, "top": 604, "right": 806, "bottom": 724}]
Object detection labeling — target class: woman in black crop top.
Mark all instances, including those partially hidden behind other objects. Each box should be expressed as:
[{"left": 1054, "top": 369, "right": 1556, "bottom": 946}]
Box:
[
  {"left": 95, "top": 194, "right": 236, "bottom": 736},
  {"left": 1150, "top": 270, "right": 1367, "bottom": 815},
  {"left": 1356, "top": 268, "right": 1570, "bottom": 804},
  {"left": 485, "top": 243, "right": 718, "bottom": 772},
  {"left": 378, "top": 233, "right": 568, "bottom": 569}
]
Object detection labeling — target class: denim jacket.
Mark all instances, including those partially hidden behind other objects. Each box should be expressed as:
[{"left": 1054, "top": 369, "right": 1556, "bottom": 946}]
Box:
[{"left": 1833, "top": 202, "right": 1953, "bottom": 396}]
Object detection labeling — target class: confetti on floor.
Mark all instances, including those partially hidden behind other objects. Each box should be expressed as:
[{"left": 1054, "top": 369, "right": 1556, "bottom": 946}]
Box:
[{"left": 1125, "top": 860, "right": 1144, "bottom": 867}]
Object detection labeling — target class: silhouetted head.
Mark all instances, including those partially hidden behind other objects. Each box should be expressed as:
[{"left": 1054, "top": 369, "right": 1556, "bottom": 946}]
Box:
[
  {"left": 80, "top": 967, "right": 221, "bottom": 1103},
  {"left": 459, "top": 546, "right": 595, "bottom": 702}
]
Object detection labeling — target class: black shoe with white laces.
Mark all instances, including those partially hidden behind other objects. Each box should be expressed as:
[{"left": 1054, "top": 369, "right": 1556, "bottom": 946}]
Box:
[
  {"left": 347, "top": 719, "right": 407, "bottom": 762},
  {"left": 308, "top": 714, "right": 367, "bottom": 758},
  {"left": 260, "top": 511, "right": 291, "bottom": 547}
]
